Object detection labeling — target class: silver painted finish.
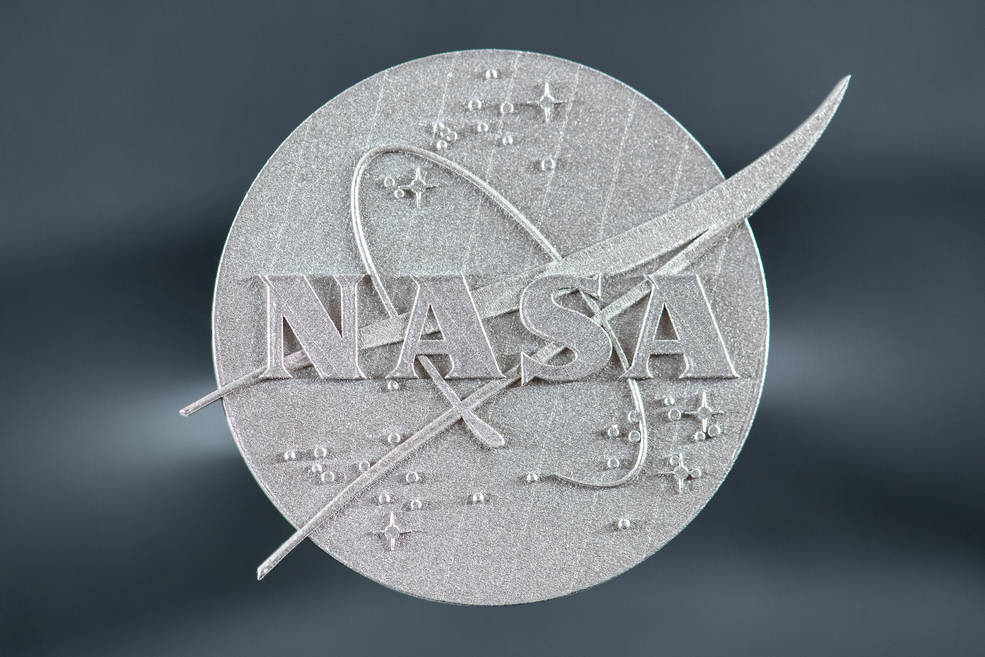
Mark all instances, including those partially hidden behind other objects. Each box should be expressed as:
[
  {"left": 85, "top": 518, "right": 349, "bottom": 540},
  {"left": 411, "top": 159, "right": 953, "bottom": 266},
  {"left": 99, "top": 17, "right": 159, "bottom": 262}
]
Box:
[{"left": 199, "top": 50, "right": 846, "bottom": 604}]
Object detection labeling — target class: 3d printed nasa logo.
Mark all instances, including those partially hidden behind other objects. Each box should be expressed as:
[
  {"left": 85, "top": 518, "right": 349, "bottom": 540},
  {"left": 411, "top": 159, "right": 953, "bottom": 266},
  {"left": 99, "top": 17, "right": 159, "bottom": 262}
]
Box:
[{"left": 181, "top": 50, "right": 847, "bottom": 605}]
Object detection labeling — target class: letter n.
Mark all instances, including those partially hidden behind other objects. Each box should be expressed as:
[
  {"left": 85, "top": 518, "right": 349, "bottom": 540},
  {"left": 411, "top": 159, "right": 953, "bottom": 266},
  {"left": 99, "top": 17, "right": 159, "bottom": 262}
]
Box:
[{"left": 261, "top": 275, "right": 365, "bottom": 379}]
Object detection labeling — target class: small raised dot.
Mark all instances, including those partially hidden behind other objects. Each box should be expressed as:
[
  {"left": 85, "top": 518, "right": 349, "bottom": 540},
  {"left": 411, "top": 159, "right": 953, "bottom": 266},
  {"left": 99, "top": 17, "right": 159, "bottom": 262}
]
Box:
[
  {"left": 500, "top": 135, "right": 514, "bottom": 146},
  {"left": 320, "top": 471, "right": 337, "bottom": 484},
  {"left": 525, "top": 472, "right": 540, "bottom": 484},
  {"left": 663, "top": 396, "right": 675, "bottom": 406},
  {"left": 468, "top": 98, "right": 482, "bottom": 111},
  {"left": 475, "top": 121, "right": 489, "bottom": 133},
  {"left": 386, "top": 432, "right": 402, "bottom": 445},
  {"left": 468, "top": 492, "right": 487, "bottom": 505},
  {"left": 616, "top": 518, "right": 632, "bottom": 531},
  {"left": 499, "top": 101, "right": 514, "bottom": 115},
  {"left": 539, "top": 157, "right": 556, "bottom": 171},
  {"left": 627, "top": 430, "right": 641, "bottom": 443},
  {"left": 357, "top": 461, "right": 371, "bottom": 473},
  {"left": 667, "top": 408, "right": 682, "bottom": 421},
  {"left": 311, "top": 463, "right": 325, "bottom": 474},
  {"left": 376, "top": 492, "right": 392, "bottom": 505},
  {"left": 404, "top": 471, "right": 420, "bottom": 484},
  {"left": 693, "top": 430, "right": 706, "bottom": 442},
  {"left": 484, "top": 68, "right": 499, "bottom": 80},
  {"left": 386, "top": 379, "right": 400, "bottom": 392},
  {"left": 393, "top": 189, "right": 406, "bottom": 199},
  {"left": 605, "top": 457, "right": 621, "bottom": 470},
  {"left": 606, "top": 424, "right": 620, "bottom": 438},
  {"left": 707, "top": 424, "right": 722, "bottom": 438},
  {"left": 434, "top": 139, "right": 448, "bottom": 150},
  {"left": 313, "top": 446, "right": 328, "bottom": 458},
  {"left": 627, "top": 410, "right": 640, "bottom": 423},
  {"left": 282, "top": 450, "right": 297, "bottom": 461},
  {"left": 383, "top": 176, "right": 395, "bottom": 188},
  {"left": 407, "top": 499, "right": 423, "bottom": 511}
]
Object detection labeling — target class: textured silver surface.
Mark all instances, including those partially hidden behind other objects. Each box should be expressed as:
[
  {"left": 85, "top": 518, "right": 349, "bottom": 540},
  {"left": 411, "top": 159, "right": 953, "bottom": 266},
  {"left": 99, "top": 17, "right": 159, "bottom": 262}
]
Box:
[{"left": 199, "top": 50, "right": 845, "bottom": 604}]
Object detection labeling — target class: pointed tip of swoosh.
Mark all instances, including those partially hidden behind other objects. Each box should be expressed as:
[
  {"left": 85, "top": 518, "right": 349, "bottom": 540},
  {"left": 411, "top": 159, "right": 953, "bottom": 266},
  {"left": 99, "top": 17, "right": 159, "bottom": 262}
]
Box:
[
  {"left": 810, "top": 74, "right": 851, "bottom": 140},
  {"left": 698, "top": 73, "right": 852, "bottom": 224},
  {"left": 831, "top": 74, "right": 851, "bottom": 111},
  {"left": 797, "top": 74, "right": 850, "bottom": 150},
  {"left": 792, "top": 73, "right": 851, "bottom": 154},
  {"left": 650, "top": 75, "right": 853, "bottom": 276}
]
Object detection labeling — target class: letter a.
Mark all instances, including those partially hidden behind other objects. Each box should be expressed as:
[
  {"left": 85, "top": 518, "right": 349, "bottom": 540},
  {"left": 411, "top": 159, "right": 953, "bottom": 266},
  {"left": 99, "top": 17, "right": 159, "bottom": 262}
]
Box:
[
  {"left": 624, "top": 274, "right": 738, "bottom": 379},
  {"left": 390, "top": 275, "right": 504, "bottom": 379}
]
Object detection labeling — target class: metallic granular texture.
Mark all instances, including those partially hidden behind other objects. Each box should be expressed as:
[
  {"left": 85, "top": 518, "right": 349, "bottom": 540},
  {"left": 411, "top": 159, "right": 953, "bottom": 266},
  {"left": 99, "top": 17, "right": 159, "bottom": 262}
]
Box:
[{"left": 203, "top": 50, "right": 844, "bottom": 604}]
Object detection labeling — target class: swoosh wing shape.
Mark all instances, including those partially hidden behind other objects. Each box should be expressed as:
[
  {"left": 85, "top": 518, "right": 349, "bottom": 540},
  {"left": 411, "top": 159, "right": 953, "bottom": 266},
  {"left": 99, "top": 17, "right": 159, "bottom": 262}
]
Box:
[
  {"left": 361, "top": 75, "right": 851, "bottom": 349},
  {"left": 183, "top": 77, "right": 849, "bottom": 415}
]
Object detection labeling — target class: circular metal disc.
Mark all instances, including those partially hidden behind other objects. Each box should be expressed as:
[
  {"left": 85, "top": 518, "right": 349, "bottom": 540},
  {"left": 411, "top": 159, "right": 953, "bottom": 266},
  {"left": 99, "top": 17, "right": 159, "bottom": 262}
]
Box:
[{"left": 213, "top": 50, "right": 768, "bottom": 604}]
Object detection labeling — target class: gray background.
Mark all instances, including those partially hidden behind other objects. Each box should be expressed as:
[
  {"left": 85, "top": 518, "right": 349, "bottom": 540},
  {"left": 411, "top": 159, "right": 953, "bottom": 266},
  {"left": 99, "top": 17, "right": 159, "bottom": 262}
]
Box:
[{"left": 1, "top": 0, "right": 982, "bottom": 654}]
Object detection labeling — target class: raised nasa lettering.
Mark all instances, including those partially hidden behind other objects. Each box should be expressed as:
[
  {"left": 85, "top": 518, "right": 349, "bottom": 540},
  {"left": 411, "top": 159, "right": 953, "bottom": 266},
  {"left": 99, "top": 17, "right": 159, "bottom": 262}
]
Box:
[{"left": 261, "top": 273, "right": 736, "bottom": 381}]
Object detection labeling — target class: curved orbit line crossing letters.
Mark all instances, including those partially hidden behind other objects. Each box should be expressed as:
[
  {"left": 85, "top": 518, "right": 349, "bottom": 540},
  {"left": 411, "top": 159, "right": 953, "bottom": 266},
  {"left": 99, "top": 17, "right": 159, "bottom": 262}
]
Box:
[{"left": 349, "top": 144, "right": 649, "bottom": 489}]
